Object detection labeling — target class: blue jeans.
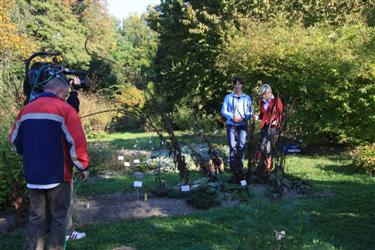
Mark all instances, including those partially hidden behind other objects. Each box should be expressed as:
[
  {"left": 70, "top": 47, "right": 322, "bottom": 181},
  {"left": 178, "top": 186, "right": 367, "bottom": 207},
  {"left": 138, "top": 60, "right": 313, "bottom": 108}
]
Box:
[{"left": 227, "top": 124, "right": 247, "bottom": 174}]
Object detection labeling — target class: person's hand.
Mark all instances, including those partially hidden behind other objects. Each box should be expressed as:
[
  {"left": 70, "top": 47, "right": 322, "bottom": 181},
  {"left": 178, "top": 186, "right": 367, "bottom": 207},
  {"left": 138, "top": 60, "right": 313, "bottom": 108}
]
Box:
[
  {"left": 253, "top": 114, "right": 259, "bottom": 120},
  {"left": 81, "top": 170, "right": 89, "bottom": 182},
  {"left": 271, "top": 119, "right": 278, "bottom": 126},
  {"left": 232, "top": 116, "right": 243, "bottom": 123},
  {"left": 71, "top": 76, "right": 81, "bottom": 89}
]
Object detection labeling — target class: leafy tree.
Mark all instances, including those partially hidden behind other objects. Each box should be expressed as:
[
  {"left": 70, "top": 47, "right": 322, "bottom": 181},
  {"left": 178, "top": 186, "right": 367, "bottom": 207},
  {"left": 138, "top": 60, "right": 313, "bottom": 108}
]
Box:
[
  {"left": 112, "top": 14, "right": 158, "bottom": 87},
  {"left": 231, "top": 0, "right": 375, "bottom": 27},
  {"left": 218, "top": 18, "right": 375, "bottom": 144},
  {"left": 0, "top": 0, "right": 34, "bottom": 58},
  {"left": 148, "top": 0, "right": 375, "bottom": 145},
  {"left": 147, "top": 0, "right": 236, "bottom": 115},
  {"left": 21, "top": 0, "right": 90, "bottom": 65}
]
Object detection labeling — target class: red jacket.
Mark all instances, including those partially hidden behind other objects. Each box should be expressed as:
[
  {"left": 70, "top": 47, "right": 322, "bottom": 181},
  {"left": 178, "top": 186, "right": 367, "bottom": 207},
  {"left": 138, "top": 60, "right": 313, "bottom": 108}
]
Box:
[{"left": 259, "top": 96, "right": 283, "bottom": 129}]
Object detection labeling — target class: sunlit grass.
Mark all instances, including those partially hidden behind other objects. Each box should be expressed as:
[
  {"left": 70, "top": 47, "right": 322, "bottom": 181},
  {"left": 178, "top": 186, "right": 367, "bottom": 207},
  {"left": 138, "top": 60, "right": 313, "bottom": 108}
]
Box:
[{"left": 88, "top": 130, "right": 226, "bottom": 150}]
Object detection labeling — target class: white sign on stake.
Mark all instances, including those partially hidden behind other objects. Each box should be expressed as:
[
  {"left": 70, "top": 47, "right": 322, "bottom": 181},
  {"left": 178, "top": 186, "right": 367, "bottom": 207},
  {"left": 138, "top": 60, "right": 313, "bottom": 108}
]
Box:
[
  {"left": 181, "top": 185, "right": 190, "bottom": 192},
  {"left": 124, "top": 162, "right": 131, "bottom": 167},
  {"left": 117, "top": 156, "right": 124, "bottom": 161},
  {"left": 133, "top": 159, "right": 140, "bottom": 164},
  {"left": 134, "top": 181, "right": 143, "bottom": 188},
  {"left": 240, "top": 180, "right": 247, "bottom": 187}
]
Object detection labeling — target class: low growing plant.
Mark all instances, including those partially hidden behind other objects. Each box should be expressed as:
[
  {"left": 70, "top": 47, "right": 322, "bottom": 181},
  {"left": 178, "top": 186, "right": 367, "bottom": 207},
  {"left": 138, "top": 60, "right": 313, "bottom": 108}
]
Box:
[{"left": 352, "top": 144, "right": 375, "bottom": 175}]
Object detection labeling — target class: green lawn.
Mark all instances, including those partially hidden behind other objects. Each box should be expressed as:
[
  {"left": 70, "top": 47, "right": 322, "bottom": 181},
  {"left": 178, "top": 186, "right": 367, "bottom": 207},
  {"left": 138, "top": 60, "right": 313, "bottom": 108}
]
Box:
[
  {"left": 89, "top": 130, "right": 226, "bottom": 150},
  {"left": 1, "top": 132, "right": 374, "bottom": 250}
]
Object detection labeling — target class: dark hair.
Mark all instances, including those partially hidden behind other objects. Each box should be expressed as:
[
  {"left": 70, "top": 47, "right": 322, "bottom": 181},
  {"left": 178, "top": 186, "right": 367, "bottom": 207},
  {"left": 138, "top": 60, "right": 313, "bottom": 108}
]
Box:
[{"left": 233, "top": 77, "right": 244, "bottom": 85}]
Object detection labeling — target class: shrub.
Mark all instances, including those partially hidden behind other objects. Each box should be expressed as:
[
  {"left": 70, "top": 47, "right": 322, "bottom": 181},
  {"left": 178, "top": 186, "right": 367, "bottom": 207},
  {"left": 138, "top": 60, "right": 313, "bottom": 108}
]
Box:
[
  {"left": 352, "top": 144, "right": 375, "bottom": 175},
  {"left": 0, "top": 141, "right": 26, "bottom": 212},
  {"left": 112, "top": 83, "right": 145, "bottom": 130},
  {"left": 186, "top": 180, "right": 223, "bottom": 209},
  {"left": 0, "top": 60, "right": 28, "bottom": 213},
  {"left": 79, "top": 92, "right": 114, "bottom": 134}
]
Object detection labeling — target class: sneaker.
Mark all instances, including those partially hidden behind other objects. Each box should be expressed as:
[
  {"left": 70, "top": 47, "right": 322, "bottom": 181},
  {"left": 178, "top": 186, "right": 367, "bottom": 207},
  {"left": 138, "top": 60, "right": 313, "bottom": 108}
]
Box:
[{"left": 66, "top": 231, "right": 86, "bottom": 241}]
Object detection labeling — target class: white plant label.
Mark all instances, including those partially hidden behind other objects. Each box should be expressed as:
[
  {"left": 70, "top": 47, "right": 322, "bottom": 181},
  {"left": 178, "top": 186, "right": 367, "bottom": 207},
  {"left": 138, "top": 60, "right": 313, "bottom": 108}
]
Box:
[
  {"left": 133, "top": 159, "right": 140, "bottom": 164},
  {"left": 181, "top": 185, "right": 190, "bottom": 192},
  {"left": 117, "top": 156, "right": 124, "bottom": 161},
  {"left": 240, "top": 180, "right": 247, "bottom": 186},
  {"left": 124, "top": 162, "right": 131, "bottom": 167},
  {"left": 134, "top": 181, "right": 143, "bottom": 188}
]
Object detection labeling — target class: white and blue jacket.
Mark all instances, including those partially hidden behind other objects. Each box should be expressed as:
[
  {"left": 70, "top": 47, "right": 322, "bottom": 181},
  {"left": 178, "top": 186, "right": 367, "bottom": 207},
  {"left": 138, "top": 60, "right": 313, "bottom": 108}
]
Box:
[{"left": 221, "top": 92, "right": 252, "bottom": 126}]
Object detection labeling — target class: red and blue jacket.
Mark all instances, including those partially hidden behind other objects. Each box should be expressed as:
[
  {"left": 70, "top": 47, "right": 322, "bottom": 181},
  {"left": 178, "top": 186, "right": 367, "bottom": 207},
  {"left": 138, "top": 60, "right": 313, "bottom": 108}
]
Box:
[{"left": 9, "top": 92, "right": 89, "bottom": 184}]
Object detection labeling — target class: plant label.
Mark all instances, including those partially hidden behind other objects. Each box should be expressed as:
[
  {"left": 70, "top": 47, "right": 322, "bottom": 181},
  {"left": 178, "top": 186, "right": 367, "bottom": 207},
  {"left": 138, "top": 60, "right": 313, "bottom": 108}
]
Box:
[
  {"left": 181, "top": 185, "right": 190, "bottom": 192},
  {"left": 240, "top": 180, "right": 247, "bottom": 186},
  {"left": 133, "top": 159, "right": 140, "bottom": 164},
  {"left": 134, "top": 181, "right": 142, "bottom": 188},
  {"left": 117, "top": 156, "right": 124, "bottom": 161},
  {"left": 134, "top": 171, "right": 144, "bottom": 179},
  {"left": 124, "top": 162, "right": 130, "bottom": 167}
]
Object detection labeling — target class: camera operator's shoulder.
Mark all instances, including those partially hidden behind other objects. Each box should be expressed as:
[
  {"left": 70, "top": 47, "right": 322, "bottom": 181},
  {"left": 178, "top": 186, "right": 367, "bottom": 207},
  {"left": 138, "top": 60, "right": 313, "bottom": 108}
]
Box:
[
  {"left": 48, "top": 97, "right": 77, "bottom": 116},
  {"left": 61, "top": 101, "right": 77, "bottom": 113}
]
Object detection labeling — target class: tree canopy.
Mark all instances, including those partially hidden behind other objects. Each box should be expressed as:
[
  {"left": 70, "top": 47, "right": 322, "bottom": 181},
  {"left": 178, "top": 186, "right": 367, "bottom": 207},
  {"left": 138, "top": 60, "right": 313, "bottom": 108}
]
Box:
[{"left": 147, "top": 0, "right": 375, "bottom": 144}]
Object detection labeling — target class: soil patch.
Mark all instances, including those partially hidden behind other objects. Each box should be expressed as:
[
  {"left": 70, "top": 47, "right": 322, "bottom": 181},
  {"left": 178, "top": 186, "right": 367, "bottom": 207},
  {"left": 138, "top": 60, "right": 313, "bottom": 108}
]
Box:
[{"left": 73, "top": 192, "right": 197, "bottom": 225}]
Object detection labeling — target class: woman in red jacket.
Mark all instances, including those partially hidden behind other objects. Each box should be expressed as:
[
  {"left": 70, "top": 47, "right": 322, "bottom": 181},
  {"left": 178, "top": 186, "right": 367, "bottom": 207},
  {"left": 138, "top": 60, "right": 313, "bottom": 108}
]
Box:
[{"left": 257, "top": 84, "right": 283, "bottom": 173}]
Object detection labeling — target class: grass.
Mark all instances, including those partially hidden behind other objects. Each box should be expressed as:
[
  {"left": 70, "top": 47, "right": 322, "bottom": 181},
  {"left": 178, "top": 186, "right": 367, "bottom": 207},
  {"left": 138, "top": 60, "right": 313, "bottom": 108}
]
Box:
[
  {"left": 89, "top": 130, "right": 226, "bottom": 150},
  {"left": 1, "top": 132, "right": 374, "bottom": 250}
]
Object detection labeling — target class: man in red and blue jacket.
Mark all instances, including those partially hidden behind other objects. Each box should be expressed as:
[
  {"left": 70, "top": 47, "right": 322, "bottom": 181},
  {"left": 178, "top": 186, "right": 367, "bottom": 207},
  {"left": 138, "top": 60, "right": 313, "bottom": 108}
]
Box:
[{"left": 9, "top": 76, "right": 89, "bottom": 250}]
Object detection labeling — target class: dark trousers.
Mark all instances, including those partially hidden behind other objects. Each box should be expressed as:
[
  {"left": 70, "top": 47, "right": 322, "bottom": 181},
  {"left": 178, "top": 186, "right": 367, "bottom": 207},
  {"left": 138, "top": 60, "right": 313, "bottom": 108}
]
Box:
[
  {"left": 227, "top": 124, "right": 247, "bottom": 174},
  {"left": 260, "top": 125, "right": 277, "bottom": 157},
  {"left": 27, "top": 182, "right": 71, "bottom": 250}
]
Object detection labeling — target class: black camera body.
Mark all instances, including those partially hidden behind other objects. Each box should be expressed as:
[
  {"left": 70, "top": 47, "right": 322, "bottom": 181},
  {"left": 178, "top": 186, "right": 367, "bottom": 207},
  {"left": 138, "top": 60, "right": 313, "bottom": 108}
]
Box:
[{"left": 24, "top": 52, "right": 89, "bottom": 103}]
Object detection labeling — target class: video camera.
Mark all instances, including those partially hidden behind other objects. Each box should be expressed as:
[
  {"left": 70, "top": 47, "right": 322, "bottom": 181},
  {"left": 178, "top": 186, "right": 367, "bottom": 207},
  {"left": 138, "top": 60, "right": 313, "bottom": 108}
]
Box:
[{"left": 24, "top": 52, "right": 89, "bottom": 103}]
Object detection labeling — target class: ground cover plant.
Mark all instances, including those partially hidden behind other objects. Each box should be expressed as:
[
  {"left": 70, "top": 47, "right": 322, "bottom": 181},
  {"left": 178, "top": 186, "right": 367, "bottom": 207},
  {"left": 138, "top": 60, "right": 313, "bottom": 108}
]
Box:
[{"left": 1, "top": 132, "right": 374, "bottom": 250}]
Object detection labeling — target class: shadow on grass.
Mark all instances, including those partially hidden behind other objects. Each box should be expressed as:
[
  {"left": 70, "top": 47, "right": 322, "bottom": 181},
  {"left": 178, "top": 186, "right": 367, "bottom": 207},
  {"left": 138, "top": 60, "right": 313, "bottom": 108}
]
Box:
[{"left": 316, "top": 163, "right": 360, "bottom": 176}]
